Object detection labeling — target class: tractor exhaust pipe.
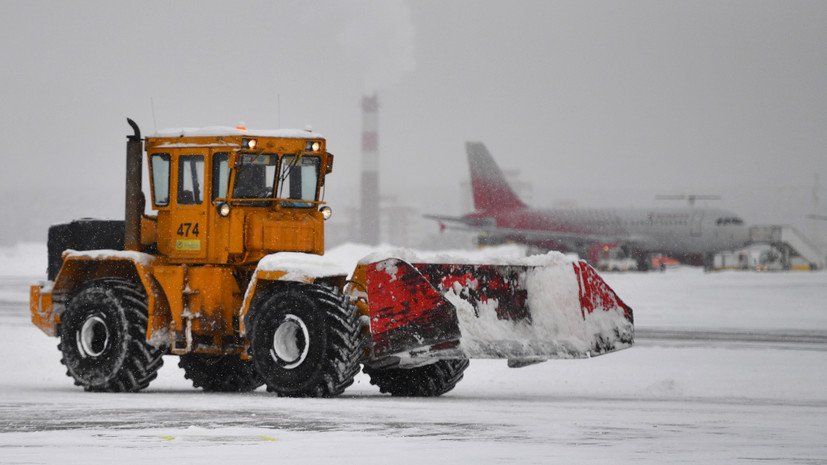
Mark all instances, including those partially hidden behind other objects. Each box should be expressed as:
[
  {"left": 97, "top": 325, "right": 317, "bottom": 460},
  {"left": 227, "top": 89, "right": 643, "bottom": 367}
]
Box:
[{"left": 125, "top": 118, "right": 143, "bottom": 252}]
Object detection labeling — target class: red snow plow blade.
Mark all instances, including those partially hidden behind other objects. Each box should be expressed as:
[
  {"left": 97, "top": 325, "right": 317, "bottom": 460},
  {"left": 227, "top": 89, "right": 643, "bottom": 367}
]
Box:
[{"left": 364, "top": 258, "right": 633, "bottom": 366}]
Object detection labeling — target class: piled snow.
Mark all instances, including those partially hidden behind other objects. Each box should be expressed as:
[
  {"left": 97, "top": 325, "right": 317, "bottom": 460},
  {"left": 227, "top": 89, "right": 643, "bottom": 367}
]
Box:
[
  {"left": 342, "top": 243, "right": 627, "bottom": 358},
  {"left": 241, "top": 253, "right": 350, "bottom": 314},
  {"left": 444, "top": 261, "right": 631, "bottom": 359},
  {"left": 356, "top": 243, "right": 562, "bottom": 266},
  {"left": 528, "top": 263, "right": 630, "bottom": 353},
  {"left": 0, "top": 242, "right": 47, "bottom": 277},
  {"left": 64, "top": 249, "right": 156, "bottom": 267},
  {"left": 322, "top": 242, "right": 386, "bottom": 272},
  {"left": 153, "top": 127, "right": 323, "bottom": 139},
  {"left": 255, "top": 252, "right": 349, "bottom": 281}
]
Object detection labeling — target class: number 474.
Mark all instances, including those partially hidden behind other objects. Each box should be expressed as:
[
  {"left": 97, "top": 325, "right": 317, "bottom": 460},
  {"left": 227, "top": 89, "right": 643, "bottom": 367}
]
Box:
[{"left": 177, "top": 223, "right": 200, "bottom": 237}]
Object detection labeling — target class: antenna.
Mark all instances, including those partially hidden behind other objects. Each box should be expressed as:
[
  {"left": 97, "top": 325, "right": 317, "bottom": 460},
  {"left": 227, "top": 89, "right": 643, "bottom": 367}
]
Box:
[{"left": 150, "top": 97, "right": 158, "bottom": 133}]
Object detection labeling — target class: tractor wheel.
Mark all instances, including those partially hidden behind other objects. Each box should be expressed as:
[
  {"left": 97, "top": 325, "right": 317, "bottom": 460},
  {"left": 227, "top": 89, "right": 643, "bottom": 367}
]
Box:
[
  {"left": 363, "top": 359, "right": 470, "bottom": 397},
  {"left": 247, "top": 284, "right": 362, "bottom": 397},
  {"left": 179, "top": 354, "right": 263, "bottom": 392},
  {"left": 58, "top": 278, "right": 165, "bottom": 392}
]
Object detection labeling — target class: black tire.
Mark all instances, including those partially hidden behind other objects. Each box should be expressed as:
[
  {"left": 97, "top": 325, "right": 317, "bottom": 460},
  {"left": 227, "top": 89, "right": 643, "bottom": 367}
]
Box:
[
  {"left": 58, "top": 278, "right": 165, "bottom": 392},
  {"left": 179, "top": 354, "right": 263, "bottom": 392},
  {"left": 363, "top": 359, "right": 470, "bottom": 397},
  {"left": 247, "top": 284, "right": 362, "bottom": 397}
]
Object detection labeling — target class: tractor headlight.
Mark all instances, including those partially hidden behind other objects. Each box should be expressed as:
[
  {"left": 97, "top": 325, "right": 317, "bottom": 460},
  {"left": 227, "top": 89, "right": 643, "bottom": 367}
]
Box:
[
  {"left": 320, "top": 206, "right": 332, "bottom": 220},
  {"left": 242, "top": 138, "right": 257, "bottom": 150},
  {"left": 305, "top": 141, "right": 321, "bottom": 152},
  {"left": 217, "top": 202, "right": 231, "bottom": 217}
]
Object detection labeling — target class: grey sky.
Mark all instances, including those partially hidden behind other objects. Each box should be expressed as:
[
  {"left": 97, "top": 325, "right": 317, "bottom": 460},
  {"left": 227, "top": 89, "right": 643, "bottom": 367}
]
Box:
[{"left": 1, "top": 0, "right": 826, "bottom": 244}]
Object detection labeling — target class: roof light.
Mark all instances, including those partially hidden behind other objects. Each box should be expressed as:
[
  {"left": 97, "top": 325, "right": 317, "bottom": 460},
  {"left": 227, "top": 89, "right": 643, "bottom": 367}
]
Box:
[{"left": 236, "top": 122, "right": 247, "bottom": 131}]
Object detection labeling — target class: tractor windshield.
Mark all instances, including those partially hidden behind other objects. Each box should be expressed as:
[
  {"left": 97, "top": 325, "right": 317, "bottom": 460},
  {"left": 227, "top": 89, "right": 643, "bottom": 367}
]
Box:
[
  {"left": 277, "top": 155, "right": 320, "bottom": 208},
  {"left": 232, "top": 154, "right": 277, "bottom": 200}
]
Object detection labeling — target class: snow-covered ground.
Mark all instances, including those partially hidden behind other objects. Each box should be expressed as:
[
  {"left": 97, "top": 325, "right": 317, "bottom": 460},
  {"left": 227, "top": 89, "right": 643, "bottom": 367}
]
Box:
[{"left": 1, "top": 242, "right": 826, "bottom": 464}]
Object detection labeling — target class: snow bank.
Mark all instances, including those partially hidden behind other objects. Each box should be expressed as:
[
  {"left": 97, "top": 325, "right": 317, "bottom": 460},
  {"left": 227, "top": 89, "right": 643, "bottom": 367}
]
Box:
[
  {"left": 357, "top": 243, "right": 566, "bottom": 266},
  {"left": 0, "top": 242, "right": 47, "bottom": 277}
]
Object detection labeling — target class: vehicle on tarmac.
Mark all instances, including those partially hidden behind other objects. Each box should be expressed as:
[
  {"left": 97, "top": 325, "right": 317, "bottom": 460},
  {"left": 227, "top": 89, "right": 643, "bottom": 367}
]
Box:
[{"left": 30, "top": 120, "right": 633, "bottom": 397}]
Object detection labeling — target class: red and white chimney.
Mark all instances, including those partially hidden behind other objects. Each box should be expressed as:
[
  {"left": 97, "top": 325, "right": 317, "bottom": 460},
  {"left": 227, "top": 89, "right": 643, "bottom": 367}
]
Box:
[{"left": 360, "top": 93, "right": 380, "bottom": 244}]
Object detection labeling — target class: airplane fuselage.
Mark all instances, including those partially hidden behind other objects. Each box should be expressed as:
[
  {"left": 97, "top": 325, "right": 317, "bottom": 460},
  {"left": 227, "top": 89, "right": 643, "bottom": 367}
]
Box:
[{"left": 465, "top": 206, "right": 750, "bottom": 260}]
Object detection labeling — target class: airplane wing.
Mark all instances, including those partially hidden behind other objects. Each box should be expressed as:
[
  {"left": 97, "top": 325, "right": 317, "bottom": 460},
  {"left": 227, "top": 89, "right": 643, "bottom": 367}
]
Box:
[{"left": 422, "top": 214, "right": 496, "bottom": 229}]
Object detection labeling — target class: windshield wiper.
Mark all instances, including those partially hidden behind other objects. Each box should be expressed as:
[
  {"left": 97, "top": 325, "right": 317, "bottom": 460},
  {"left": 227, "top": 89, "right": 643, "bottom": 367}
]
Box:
[{"left": 277, "top": 153, "right": 302, "bottom": 199}]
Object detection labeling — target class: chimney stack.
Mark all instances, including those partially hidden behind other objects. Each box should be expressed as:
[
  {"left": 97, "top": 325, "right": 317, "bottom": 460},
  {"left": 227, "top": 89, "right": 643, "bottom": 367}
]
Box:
[{"left": 360, "top": 93, "right": 380, "bottom": 244}]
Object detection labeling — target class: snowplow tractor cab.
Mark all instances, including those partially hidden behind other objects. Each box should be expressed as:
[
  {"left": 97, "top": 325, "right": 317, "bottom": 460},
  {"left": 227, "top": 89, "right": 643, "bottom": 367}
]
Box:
[{"left": 30, "top": 118, "right": 633, "bottom": 398}]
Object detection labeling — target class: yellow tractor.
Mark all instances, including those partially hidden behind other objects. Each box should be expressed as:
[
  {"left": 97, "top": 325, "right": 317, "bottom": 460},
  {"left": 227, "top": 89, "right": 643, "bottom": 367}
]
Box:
[{"left": 30, "top": 119, "right": 633, "bottom": 397}]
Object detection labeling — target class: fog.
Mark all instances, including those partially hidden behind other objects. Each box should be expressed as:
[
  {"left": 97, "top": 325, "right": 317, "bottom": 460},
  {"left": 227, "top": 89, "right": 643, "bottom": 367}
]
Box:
[{"left": 1, "top": 0, "right": 826, "bottom": 246}]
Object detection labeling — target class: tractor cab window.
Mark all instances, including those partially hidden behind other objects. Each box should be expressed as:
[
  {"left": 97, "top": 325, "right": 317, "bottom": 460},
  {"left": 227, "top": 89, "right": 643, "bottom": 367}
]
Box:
[
  {"left": 151, "top": 154, "right": 171, "bottom": 207},
  {"left": 232, "top": 154, "right": 277, "bottom": 200},
  {"left": 278, "top": 155, "right": 320, "bottom": 208},
  {"left": 212, "top": 153, "right": 229, "bottom": 200},
  {"left": 178, "top": 155, "right": 204, "bottom": 205}
]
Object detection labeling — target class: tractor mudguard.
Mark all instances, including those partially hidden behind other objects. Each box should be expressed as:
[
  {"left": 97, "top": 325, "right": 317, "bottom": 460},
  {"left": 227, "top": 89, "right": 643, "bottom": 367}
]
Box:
[
  {"left": 363, "top": 255, "right": 633, "bottom": 367},
  {"left": 238, "top": 252, "right": 349, "bottom": 337},
  {"left": 30, "top": 249, "right": 169, "bottom": 346}
]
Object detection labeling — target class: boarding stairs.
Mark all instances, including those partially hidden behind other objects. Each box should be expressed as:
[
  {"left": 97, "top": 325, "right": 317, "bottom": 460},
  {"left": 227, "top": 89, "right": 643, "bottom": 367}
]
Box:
[{"left": 749, "top": 225, "right": 826, "bottom": 270}]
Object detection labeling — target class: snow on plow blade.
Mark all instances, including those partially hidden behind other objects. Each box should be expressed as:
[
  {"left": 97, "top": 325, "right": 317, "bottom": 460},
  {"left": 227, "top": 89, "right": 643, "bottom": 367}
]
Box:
[{"left": 365, "top": 257, "right": 633, "bottom": 365}]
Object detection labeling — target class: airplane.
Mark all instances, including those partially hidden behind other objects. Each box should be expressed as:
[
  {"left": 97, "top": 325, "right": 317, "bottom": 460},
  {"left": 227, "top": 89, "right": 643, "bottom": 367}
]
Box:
[{"left": 425, "top": 142, "right": 751, "bottom": 269}]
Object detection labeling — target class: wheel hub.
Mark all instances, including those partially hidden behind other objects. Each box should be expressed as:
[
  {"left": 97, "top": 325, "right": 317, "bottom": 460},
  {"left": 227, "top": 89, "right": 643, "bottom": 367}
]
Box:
[
  {"left": 270, "top": 314, "right": 310, "bottom": 369},
  {"left": 77, "top": 315, "right": 110, "bottom": 358}
]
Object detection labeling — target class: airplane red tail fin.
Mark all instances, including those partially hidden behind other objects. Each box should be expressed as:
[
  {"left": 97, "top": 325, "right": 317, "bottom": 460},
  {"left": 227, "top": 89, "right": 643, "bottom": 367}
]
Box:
[{"left": 467, "top": 141, "right": 528, "bottom": 211}]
